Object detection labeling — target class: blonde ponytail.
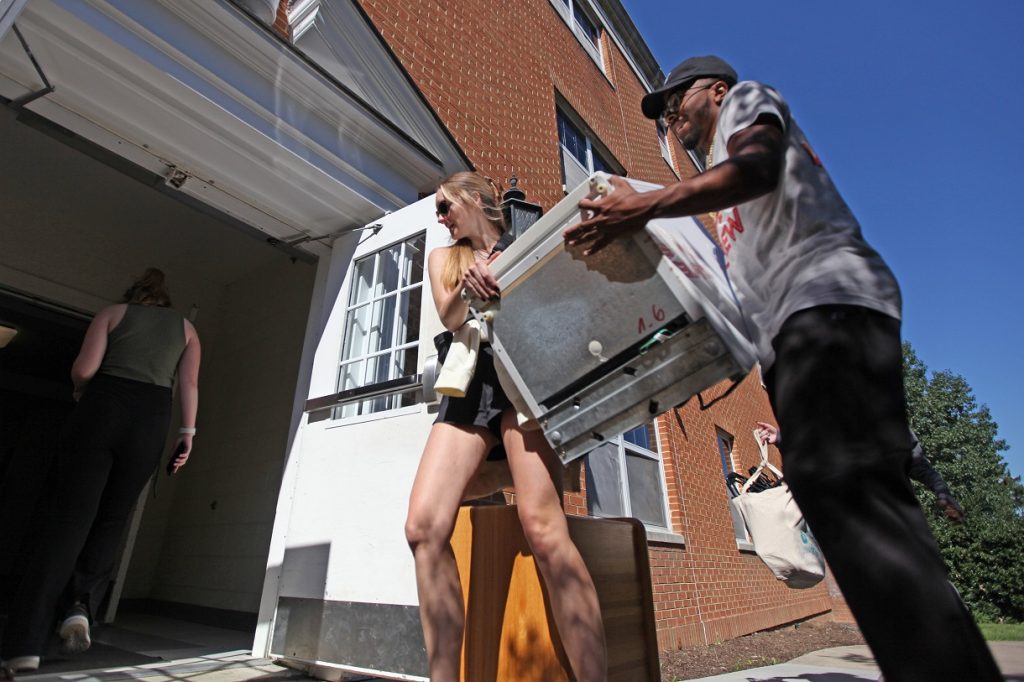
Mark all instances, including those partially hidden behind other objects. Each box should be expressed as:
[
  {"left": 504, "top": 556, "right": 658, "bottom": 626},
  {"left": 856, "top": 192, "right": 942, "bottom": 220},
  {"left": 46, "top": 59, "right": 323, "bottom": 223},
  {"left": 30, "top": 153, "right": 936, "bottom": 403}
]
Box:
[{"left": 441, "top": 238, "right": 476, "bottom": 291}]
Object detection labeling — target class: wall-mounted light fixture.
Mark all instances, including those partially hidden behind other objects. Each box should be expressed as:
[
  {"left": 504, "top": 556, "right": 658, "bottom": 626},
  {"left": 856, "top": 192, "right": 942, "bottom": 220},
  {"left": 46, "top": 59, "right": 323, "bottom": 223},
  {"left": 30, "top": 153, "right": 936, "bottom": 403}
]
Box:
[{"left": 501, "top": 175, "right": 543, "bottom": 241}]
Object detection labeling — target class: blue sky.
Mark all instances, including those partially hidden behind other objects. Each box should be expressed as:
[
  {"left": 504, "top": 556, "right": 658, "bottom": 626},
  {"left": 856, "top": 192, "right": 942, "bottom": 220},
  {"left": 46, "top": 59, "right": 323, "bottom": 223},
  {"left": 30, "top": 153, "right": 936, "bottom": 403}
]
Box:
[{"left": 620, "top": 0, "right": 1024, "bottom": 479}]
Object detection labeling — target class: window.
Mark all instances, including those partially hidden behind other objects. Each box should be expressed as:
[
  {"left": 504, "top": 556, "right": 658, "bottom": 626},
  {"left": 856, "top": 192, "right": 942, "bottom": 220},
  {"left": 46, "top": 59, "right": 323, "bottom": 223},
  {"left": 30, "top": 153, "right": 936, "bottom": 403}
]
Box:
[
  {"left": 336, "top": 232, "right": 425, "bottom": 417},
  {"left": 585, "top": 421, "right": 670, "bottom": 532},
  {"left": 656, "top": 119, "right": 677, "bottom": 173},
  {"left": 557, "top": 109, "right": 615, "bottom": 192},
  {"left": 717, "top": 429, "right": 754, "bottom": 549},
  {"left": 550, "top": 0, "right": 604, "bottom": 70}
]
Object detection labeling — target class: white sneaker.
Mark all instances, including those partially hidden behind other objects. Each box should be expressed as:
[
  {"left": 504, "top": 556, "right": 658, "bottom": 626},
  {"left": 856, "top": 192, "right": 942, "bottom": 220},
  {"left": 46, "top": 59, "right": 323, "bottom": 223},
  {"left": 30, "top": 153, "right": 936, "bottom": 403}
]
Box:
[
  {"left": 4, "top": 656, "right": 40, "bottom": 672},
  {"left": 59, "top": 613, "right": 91, "bottom": 655}
]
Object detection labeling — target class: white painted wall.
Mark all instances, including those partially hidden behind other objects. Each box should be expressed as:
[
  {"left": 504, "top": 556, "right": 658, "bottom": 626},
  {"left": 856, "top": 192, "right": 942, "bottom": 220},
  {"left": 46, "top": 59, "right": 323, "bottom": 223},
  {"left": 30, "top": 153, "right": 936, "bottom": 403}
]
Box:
[
  {"left": 0, "top": 107, "right": 313, "bottom": 614},
  {"left": 134, "top": 257, "right": 314, "bottom": 612}
]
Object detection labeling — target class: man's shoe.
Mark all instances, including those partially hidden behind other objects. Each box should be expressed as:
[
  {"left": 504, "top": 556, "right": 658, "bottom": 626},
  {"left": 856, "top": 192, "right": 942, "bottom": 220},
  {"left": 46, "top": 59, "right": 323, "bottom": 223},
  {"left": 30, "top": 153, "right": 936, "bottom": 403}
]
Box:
[{"left": 59, "top": 613, "right": 91, "bottom": 655}]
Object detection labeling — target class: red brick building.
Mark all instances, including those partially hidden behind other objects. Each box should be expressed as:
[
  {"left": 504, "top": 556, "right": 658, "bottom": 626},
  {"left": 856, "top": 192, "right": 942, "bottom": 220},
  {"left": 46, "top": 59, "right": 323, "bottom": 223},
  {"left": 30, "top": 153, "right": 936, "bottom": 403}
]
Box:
[{"left": 347, "top": 0, "right": 837, "bottom": 649}]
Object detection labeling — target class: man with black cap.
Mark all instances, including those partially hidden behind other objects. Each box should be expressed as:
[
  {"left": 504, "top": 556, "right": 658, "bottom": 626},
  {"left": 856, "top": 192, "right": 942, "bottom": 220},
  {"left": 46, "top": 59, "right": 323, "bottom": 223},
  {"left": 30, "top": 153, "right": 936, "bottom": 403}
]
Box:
[{"left": 564, "top": 56, "right": 1000, "bottom": 681}]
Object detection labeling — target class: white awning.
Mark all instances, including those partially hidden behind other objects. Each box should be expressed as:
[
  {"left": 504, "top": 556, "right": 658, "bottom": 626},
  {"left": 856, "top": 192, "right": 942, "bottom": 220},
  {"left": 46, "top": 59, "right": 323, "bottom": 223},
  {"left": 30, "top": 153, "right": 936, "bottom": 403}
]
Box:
[{"left": 0, "top": 0, "right": 467, "bottom": 256}]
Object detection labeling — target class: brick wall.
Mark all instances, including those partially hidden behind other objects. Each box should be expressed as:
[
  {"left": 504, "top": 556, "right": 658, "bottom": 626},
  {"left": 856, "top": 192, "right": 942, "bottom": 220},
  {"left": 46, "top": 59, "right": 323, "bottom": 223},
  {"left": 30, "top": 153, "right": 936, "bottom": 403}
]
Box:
[
  {"left": 356, "top": 0, "right": 684, "bottom": 209},
  {"left": 651, "top": 372, "right": 831, "bottom": 647},
  {"left": 355, "top": 0, "right": 836, "bottom": 648}
]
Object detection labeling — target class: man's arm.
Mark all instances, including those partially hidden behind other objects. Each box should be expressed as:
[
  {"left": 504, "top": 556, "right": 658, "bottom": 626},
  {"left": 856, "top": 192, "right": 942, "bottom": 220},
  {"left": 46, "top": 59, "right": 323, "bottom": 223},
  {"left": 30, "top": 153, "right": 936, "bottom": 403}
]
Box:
[{"left": 564, "top": 117, "right": 784, "bottom": 254}]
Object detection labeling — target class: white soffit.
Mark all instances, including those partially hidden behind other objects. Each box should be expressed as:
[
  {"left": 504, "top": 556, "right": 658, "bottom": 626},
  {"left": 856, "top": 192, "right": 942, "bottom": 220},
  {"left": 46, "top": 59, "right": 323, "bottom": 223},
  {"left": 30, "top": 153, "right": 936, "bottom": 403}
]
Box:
[
  {"left": 0, "top": 0, "right": 30, "bottom": 40},
  {"left": 0, "top": 0, "right": 462, "bottom": 250}
]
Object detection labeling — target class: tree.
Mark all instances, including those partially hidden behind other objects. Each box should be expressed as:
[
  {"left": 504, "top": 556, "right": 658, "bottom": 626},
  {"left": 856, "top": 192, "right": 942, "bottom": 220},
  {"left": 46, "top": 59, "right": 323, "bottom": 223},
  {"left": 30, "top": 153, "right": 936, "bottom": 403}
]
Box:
[{"left": 903, "top": 342, "right": 1024, "bottom": 622}]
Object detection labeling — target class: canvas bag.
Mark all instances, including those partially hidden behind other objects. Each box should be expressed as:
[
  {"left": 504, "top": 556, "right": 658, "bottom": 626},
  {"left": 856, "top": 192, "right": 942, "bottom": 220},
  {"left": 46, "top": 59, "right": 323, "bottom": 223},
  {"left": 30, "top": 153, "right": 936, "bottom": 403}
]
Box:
[{"left": 730, "top": 431, "right": 825, "bottom": 588}]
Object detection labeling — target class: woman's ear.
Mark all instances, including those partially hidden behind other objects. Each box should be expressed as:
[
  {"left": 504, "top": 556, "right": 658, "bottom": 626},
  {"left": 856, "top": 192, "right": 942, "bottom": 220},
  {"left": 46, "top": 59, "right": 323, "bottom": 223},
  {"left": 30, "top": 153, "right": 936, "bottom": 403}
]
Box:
[{"left": 470, "top": 191, "right": 484, "bottom": 208}]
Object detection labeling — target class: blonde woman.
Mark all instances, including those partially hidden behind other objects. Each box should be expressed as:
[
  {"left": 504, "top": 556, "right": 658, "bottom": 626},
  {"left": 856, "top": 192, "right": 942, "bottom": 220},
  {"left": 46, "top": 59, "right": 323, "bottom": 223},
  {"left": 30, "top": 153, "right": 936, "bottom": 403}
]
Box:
[{"left": 404, "top": 172, "right": 607, "bottom": 681}]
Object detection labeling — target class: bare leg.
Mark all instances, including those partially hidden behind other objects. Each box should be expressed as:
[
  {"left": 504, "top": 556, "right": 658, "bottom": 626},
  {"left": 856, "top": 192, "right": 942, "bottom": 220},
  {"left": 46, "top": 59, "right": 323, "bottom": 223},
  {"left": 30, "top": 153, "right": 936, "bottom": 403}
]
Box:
[
  {"left": 502, "top": 411, "right": 607, "bottom": 682},
  {"left": 405, "top": 423, "right": 493, "bottom": 682}
]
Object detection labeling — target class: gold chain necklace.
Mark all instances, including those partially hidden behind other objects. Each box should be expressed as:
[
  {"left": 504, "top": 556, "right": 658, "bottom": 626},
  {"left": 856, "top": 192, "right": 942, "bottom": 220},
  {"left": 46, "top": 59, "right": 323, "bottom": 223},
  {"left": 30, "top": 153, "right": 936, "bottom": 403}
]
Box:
[{"left": 705, "top": 137, "right": 717, "bottom": 221}]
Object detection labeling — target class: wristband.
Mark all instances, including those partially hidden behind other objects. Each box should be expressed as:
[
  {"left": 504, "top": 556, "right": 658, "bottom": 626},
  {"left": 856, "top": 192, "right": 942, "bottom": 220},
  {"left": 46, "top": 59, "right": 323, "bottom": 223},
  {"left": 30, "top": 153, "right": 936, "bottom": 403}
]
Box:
[{"left": 179, "top": 427, "right": 197, "bottom": 435}]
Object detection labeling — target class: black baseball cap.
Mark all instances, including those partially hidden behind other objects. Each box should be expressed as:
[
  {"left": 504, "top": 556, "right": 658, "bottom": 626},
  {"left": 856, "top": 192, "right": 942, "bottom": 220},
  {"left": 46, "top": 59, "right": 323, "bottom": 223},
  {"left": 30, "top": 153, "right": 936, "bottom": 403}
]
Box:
[{"left": 641, "top": 55, "right": 738, "bottom": 120}]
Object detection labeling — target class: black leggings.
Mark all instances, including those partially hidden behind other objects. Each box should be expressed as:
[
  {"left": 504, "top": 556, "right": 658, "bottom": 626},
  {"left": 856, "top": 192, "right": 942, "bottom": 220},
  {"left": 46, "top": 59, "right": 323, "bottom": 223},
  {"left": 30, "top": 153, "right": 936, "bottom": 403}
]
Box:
[
  {"left": 765, "top": 305, "right": 1000, "bottom": 682},
  {"left": 2, "top": 374, "right": 171, "bottom": 658}
]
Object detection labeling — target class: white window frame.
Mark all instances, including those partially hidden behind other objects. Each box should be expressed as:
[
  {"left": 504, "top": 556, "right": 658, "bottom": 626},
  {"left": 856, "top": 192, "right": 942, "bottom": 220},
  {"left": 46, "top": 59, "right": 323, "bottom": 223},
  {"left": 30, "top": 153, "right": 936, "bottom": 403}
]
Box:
[
  {"left": 656, "top": 119, "right": 679, "bottom": 177},
  {"left": 548, "top": 0, "right": 604, "bottom": 72},
  {"left": 334, "top": 231, "right": 426, "bottom": 420},
  {"left": 717, "top": 428, "right": 755, "bottom": 551},
  {"left": 585, "top": 421, "right": 677, "bottom": 540}
]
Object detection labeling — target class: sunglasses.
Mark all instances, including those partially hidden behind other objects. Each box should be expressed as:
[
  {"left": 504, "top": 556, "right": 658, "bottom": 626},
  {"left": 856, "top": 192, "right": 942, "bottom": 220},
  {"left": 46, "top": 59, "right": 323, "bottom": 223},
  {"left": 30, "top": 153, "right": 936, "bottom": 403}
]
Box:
[
  {"left": 436, "top": 199, "right": 452, "bottom": 217},
  {"left": 661, "top": 83, "right": 714, "bottom": 127}
]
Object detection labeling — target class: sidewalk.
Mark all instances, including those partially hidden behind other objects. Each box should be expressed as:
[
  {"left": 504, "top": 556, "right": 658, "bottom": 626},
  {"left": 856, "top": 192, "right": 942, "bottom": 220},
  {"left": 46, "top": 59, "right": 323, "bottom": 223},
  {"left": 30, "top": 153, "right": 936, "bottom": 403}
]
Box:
[
  {"left": 684, "top": 641, "right": 1024, "bottom": 681},
  {"left": 14, "top": 642, "right": 1024, "bottom": 681}
]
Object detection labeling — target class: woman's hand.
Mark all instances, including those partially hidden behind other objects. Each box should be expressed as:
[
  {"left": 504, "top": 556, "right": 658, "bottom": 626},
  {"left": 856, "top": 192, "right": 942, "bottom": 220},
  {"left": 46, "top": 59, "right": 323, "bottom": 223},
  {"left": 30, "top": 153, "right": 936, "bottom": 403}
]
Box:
[
  {"left": 462, "top": 252, "right": 501, "bottom": 302},
  {"left": 169, "top": 434, "right": 193, "bottom": 473},
  {"left": 755, "top": 422, "right": 780, "bottom": 446}
]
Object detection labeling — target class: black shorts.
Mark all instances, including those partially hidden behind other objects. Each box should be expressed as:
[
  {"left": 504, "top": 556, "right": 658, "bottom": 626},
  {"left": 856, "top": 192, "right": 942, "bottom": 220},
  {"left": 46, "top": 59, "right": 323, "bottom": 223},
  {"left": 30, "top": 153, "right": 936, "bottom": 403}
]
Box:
[{"left": 435, "top": 344, "right": 511, "bottom": 461}]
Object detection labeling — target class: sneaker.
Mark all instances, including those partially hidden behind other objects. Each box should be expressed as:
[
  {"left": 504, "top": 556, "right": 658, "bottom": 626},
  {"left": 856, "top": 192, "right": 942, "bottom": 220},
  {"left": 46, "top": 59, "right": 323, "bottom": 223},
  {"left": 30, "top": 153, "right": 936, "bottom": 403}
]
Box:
[
  {"left": 59, "top": 612, "right": 91, "bottom": 655},
  {"left": 3, "top": 656, "right": 40, "bottom": 674}
]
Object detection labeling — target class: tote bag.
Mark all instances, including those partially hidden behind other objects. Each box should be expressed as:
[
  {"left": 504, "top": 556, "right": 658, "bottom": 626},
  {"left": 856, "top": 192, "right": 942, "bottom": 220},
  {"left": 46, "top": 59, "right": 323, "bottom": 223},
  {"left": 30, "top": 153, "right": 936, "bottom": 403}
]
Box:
[{"left": 730, "top": 432, "right": 825, "bottom": 588}]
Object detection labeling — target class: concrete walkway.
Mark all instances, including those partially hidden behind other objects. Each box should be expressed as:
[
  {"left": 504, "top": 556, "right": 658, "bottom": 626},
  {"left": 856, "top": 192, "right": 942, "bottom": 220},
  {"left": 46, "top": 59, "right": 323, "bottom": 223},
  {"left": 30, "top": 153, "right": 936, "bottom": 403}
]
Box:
[
  {"left": 14, "top": 642, "right": 1024, "bottom": 681},
  {"left": 684, "top": 641, "right": 1024, "bottom": 681}
]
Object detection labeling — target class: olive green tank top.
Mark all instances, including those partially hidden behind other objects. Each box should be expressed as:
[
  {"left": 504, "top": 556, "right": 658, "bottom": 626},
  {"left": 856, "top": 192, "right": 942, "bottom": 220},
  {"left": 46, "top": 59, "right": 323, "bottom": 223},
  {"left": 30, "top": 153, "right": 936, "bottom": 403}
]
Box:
[{"left": 99, "top": 304, "right": 187, "bottom": 388}]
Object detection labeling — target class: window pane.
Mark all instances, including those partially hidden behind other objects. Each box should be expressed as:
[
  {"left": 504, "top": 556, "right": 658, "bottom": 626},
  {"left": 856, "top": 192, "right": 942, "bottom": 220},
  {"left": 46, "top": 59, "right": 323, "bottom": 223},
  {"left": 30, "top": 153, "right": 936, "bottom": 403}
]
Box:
[
  {"left": 404, "top": 233, "right": 426, "bottom": 288},
  {"left": 368, "top": 296, "right": 397, "bottom": 353},
  {"left": 591, "top": 148, "right": 612, "bottom": 173},
  {"left": 656, "top": 120, "right": 672, "bottom": 162},
  {"left": 363, "top": 353, "right": 391, "bottom": 386},
  {"left": 625, "top": 452, "right": 668, "bottom": 527},
  {"left": 395, "top": 345, "right": 419, "bottom": 379},
  {"left": 337, "top": 360, "right": 364, "bottom": 419},
  {"left": 339, "top": 359, "right": 363, "bottom": 391},
  {"left": 585, "top": 443, "right": 625, "bottom": 517},
  {"left": 572, "top": 1, "right": 599, "bottom": 45},
  {"left": 623, "top": 423, "right": 654, "bottom": 451},
  {"left": 557, "top": 112, "right": 588, "bottom": 168},
  {"left": 349, "top": 256, "right": 375, "bottom": 306},
  {"left": 717, "top": 432, "right": 734, "bottom": 478},
  {"left": 379, "top": 243, "right": 401, "bottom": 295},
  {"left": 397, "top": 288, "right": 422, "bottom": 346},
  {"left": 342, "top": 303, "right": 372, "bottom": 360}
]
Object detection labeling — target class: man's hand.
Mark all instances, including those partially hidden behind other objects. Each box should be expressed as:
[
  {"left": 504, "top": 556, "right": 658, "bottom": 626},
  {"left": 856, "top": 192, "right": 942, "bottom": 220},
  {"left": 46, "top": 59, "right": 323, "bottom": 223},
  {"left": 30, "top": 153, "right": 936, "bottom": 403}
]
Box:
[
  {"left": 936, "top": 492, "right": 965, "bottom": 524},
  {"left": 461, "top": 252, "right": 501, "bottom": 302},
  {"left": 563, "top": 176, "right": 659, "bottom": 255}
]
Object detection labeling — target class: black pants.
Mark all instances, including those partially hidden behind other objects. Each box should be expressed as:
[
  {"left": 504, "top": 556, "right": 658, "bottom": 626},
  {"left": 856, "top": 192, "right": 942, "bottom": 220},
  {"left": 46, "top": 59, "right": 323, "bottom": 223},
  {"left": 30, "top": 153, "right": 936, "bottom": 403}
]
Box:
[
  {"left": 765, "top": 305, "right": 1001, "bottom": 682},
  {"left": 1, "top": 374, "right": 170, "bottom": 658}
]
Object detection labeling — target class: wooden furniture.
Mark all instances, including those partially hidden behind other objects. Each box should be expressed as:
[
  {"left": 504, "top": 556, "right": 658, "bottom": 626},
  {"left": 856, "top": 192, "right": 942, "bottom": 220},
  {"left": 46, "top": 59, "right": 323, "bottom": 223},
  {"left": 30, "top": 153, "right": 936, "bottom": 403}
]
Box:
[{"left": 451, "top": 505, "right": 660, "bottom": 681}]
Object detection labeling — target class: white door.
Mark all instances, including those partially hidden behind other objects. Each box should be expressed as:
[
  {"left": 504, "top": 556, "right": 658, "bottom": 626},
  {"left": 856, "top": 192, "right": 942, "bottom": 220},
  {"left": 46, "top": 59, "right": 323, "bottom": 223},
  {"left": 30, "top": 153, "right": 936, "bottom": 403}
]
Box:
[{"left": 266, "top": 194, "right": 449, "bottom": 679}]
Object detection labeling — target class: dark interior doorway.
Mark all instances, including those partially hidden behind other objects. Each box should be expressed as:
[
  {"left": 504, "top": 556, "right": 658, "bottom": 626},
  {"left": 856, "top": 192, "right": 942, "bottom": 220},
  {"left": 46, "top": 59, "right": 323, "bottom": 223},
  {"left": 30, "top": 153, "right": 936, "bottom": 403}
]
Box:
[{"left": 0, "top": 289, "right": 87, "bottom": 635}]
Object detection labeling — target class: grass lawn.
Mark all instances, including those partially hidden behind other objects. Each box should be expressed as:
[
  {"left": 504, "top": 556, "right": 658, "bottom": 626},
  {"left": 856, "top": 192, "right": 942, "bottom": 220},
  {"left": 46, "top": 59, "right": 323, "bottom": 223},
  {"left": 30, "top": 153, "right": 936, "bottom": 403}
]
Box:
[{"left": 979, "top": 622, "right": 1024, "bottom": 641}]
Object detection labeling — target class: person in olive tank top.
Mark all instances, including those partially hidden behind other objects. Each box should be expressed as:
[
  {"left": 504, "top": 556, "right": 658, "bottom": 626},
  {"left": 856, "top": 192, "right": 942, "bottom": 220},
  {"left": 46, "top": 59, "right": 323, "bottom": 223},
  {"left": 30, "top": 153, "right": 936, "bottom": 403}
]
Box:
[{"left": 1, "top": 269, "right": 201, "bottom": 675}]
